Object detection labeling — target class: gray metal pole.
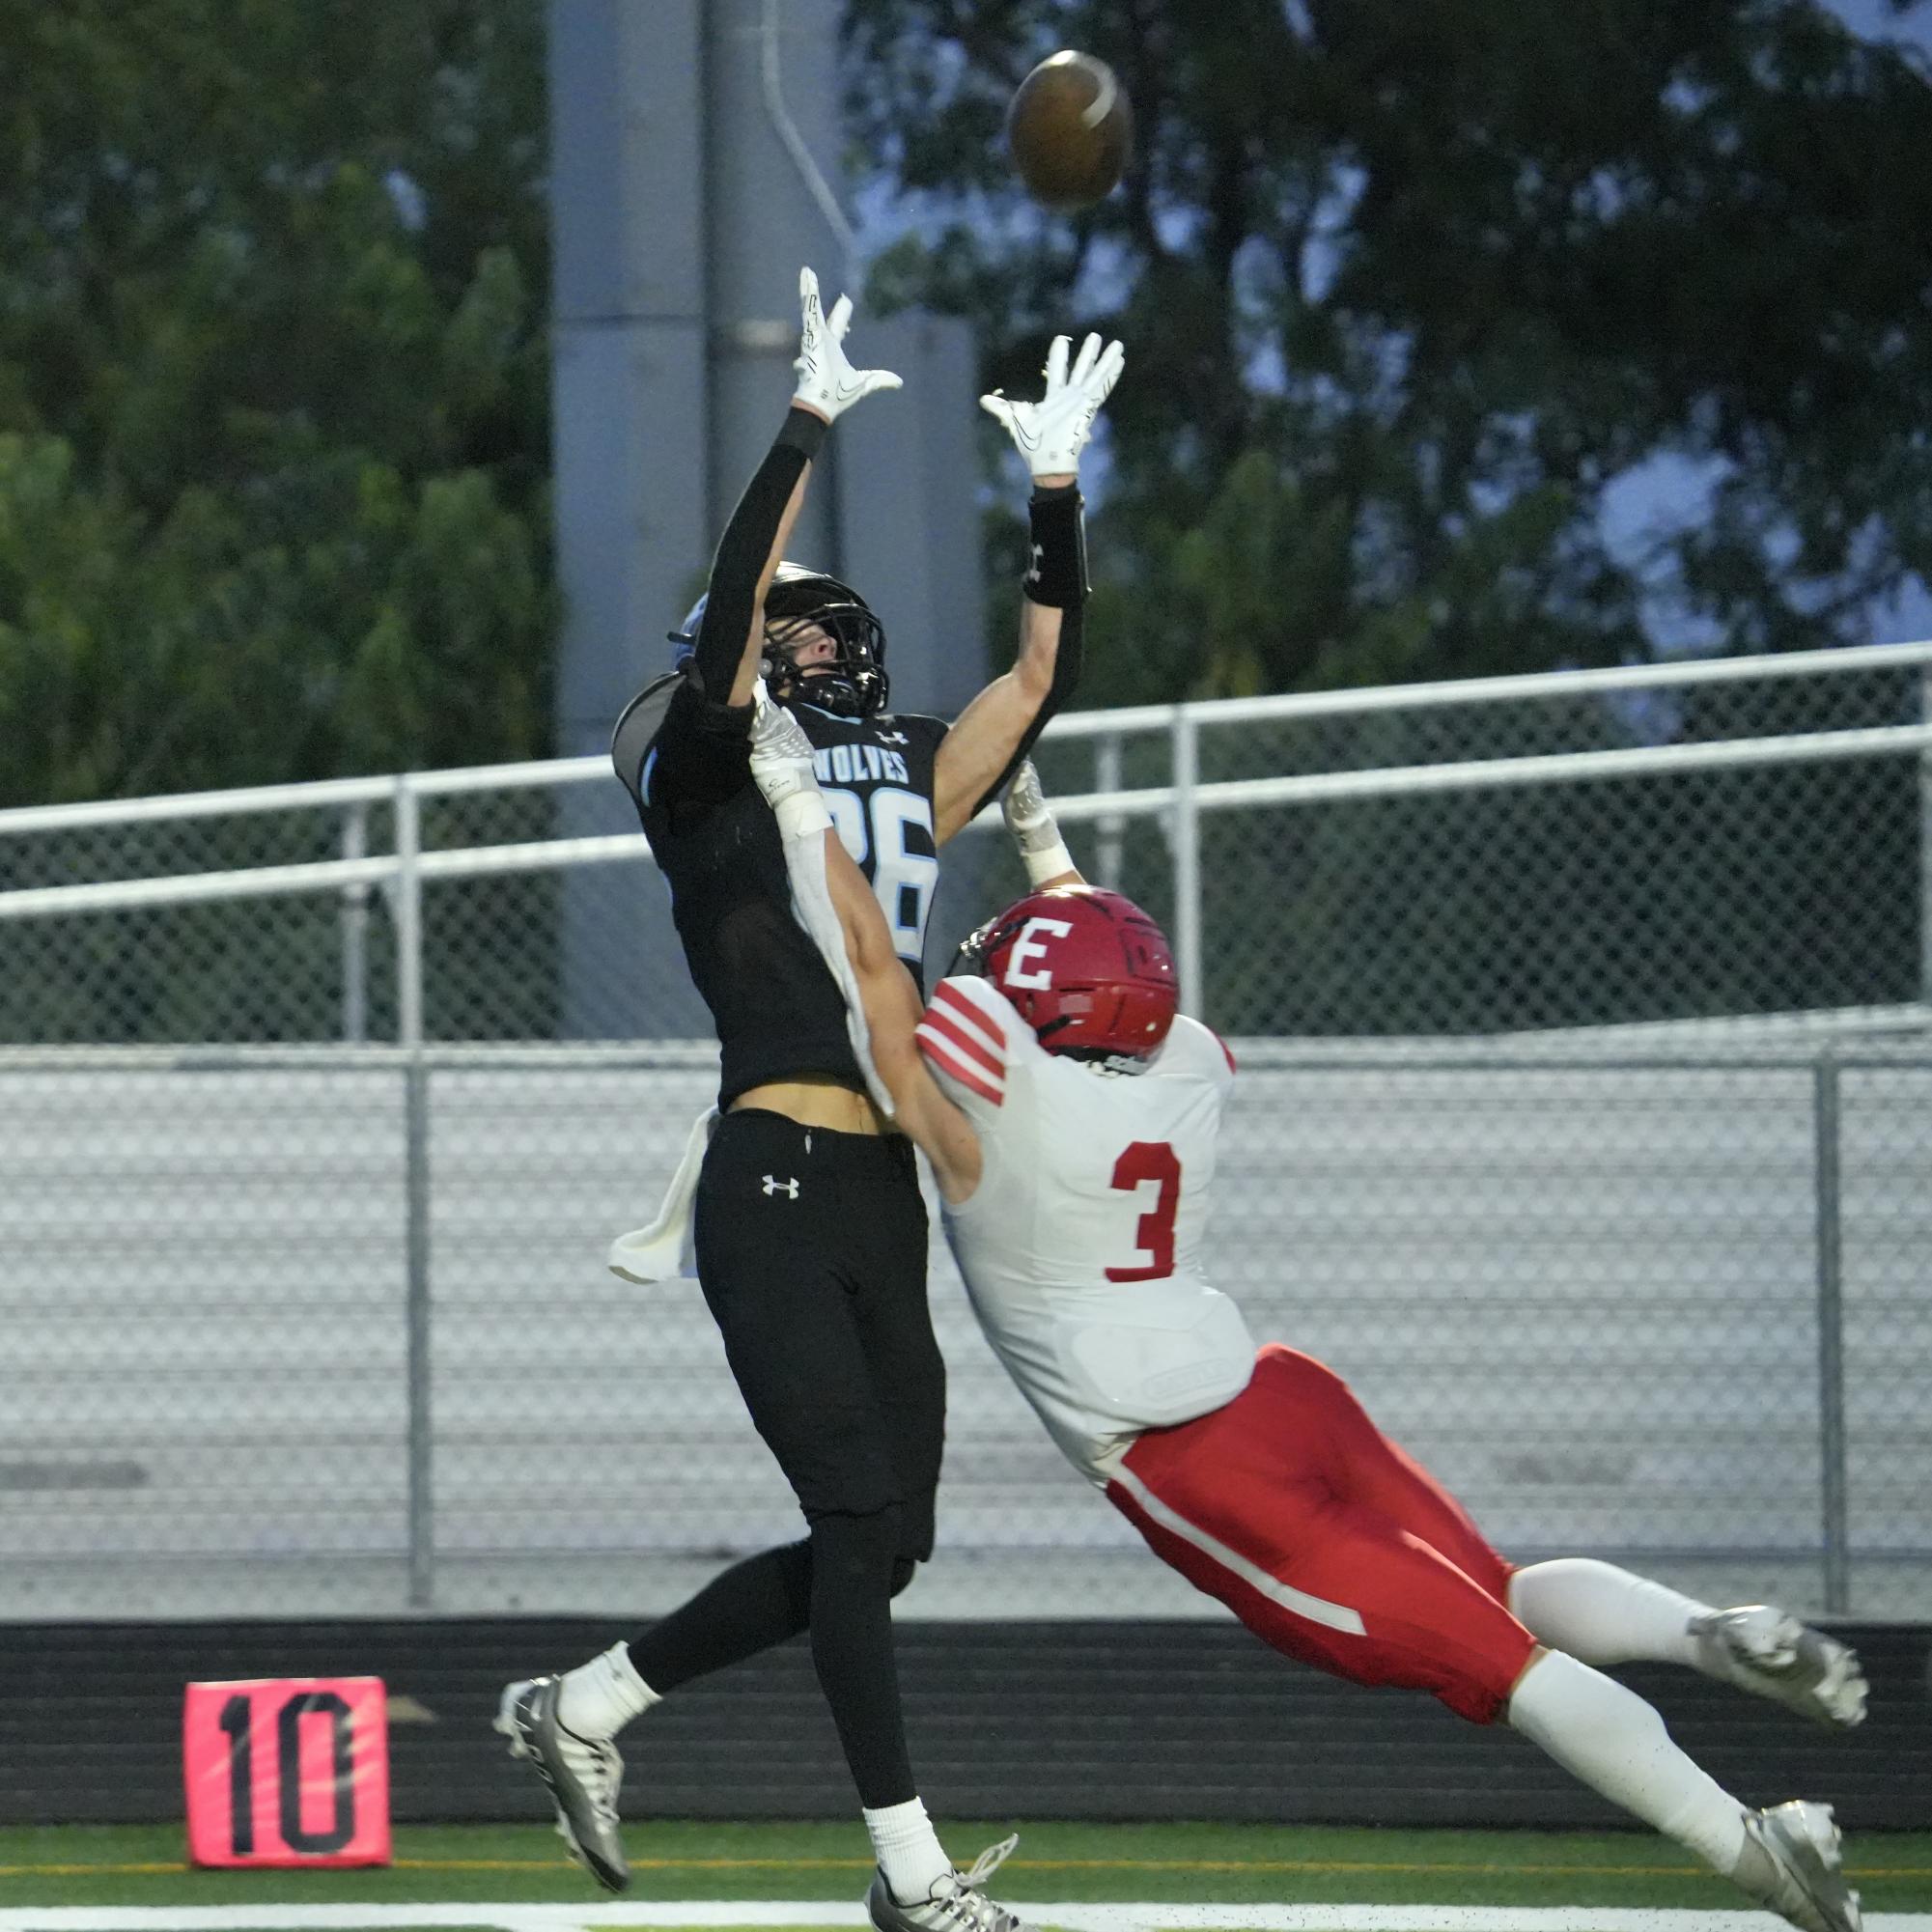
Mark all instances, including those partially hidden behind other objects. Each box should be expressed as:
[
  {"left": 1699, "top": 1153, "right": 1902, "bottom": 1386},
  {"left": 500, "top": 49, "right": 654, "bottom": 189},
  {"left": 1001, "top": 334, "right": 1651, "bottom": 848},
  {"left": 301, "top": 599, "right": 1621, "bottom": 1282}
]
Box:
[
  {"left": 391, "top": 776, "right": 434, "bottom": 1607},
  {"left": 393, "top": 780, "right": 423, "bottom": 1050},
  {"left": 1096, "top": 731, "right": 1124, "bottom": 889},
  {"left": 1173, "top": 710, "right": 1202, "bottom": 1017},
  {"left": 1812, "top": 1052, "right": 1850, "bottom": 1614},
  {"left": 1921, "top": 663, "right": 1931, "bottom": 1009},
  {"left": 404, "top": 1056, "right": 434, "bottom": 1610},
  {"left": 546, "top": 0, "right": 712, "bottom": 1041},
  {"left": 706, "top": 0, "right": 843, "bottom": 568},
  {"left": 340, "top": 804, "right": 369, "bottom": 1044}
]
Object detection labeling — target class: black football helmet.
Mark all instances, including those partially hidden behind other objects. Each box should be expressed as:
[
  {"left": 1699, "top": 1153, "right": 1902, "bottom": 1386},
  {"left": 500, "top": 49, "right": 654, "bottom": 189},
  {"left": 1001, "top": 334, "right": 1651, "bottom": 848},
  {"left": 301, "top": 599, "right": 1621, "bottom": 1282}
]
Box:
[
  {"left": 665, "top": 562, "right": 889, "bottom": 720},
  {"left": 762, "top": 564, "right": 889, "bottom": 718}
]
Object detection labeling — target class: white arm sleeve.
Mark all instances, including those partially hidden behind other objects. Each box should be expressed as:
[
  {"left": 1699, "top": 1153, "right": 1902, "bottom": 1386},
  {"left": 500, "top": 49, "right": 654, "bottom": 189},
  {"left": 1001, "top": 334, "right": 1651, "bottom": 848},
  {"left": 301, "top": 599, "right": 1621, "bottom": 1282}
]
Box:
[{"left": 777, "top": 825, "right": 895, "bottom": 1119}]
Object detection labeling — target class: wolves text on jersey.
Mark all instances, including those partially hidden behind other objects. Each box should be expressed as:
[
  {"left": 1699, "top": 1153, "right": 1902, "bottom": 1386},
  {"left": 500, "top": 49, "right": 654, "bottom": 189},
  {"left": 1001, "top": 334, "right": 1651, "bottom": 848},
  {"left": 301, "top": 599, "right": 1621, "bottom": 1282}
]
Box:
[{"left": 813, "top": 743, "right": 911, "bottom": 787}]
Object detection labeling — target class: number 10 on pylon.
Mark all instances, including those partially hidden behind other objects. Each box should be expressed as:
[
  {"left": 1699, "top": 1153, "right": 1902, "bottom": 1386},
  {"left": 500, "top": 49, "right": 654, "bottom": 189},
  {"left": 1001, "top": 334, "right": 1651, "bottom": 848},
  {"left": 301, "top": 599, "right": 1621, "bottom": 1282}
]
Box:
[{"left": 182, "top": 1676, "right": 391, "bottom": 1867}]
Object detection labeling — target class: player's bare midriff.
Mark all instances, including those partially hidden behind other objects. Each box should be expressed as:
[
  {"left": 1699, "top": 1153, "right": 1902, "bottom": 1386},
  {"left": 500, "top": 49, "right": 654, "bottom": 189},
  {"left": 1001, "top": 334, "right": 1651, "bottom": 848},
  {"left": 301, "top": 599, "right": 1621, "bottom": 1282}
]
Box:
[{"left": 731, "top": 1074, "right": 892, "bottom": 1135}]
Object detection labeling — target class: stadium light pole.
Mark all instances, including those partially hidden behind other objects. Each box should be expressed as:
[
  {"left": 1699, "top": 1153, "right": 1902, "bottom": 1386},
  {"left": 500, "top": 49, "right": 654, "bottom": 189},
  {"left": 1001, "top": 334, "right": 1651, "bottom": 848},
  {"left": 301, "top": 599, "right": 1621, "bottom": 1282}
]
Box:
[{"left": 546, "top": 0, "right": 988, "bottom": 1035}]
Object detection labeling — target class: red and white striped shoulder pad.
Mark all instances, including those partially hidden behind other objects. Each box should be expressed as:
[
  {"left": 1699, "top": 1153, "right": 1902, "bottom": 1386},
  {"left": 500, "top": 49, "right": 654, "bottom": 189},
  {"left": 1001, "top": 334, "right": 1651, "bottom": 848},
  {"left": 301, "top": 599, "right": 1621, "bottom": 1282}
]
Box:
[{"left": 914, "top": 975, "right": 1036, "bottom": 1110}]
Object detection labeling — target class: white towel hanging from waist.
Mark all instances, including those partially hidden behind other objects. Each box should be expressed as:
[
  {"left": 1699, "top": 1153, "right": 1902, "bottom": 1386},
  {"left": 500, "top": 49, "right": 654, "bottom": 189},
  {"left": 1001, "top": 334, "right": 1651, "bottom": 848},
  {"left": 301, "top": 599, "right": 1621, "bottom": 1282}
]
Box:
[{"left": 607, "top": 1106, "right": 719, "bottom": 1284}]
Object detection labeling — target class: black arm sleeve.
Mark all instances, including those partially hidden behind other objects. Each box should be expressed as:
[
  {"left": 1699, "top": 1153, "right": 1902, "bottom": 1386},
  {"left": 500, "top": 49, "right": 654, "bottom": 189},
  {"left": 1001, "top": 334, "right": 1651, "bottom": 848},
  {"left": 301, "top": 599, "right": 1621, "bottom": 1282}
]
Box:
[
  {"left": 612, "top": 659, "right": 756, "bottom": 812},
  {"left": 966, "top": 486, "right": 1088, "bottom": 819},
  {"left": 688, "top": 406, "right": 828, "bottom": 698}
]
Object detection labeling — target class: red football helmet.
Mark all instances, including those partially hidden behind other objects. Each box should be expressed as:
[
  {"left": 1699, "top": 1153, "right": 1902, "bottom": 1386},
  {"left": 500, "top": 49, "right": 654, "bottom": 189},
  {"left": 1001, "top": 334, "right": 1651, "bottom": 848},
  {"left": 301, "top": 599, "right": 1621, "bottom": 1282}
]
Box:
[{"left": 958, "top": 885, "right": 1178, "bottom": 1061}]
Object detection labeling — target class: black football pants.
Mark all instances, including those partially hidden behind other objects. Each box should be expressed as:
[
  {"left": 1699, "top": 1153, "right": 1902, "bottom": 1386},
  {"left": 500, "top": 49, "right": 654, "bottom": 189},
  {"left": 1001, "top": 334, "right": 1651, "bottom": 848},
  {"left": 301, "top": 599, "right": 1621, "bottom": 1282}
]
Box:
[{"left": 629, "top": 1108, "right": 944, "bottom": 1806}]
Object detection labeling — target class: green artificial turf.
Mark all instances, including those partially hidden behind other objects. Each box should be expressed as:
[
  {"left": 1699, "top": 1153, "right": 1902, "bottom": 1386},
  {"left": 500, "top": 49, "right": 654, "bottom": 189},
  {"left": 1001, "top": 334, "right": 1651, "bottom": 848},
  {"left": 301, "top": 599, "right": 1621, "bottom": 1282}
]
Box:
[{"left": 0, "top": 1819, "right": 1925, "bottom": 1915}]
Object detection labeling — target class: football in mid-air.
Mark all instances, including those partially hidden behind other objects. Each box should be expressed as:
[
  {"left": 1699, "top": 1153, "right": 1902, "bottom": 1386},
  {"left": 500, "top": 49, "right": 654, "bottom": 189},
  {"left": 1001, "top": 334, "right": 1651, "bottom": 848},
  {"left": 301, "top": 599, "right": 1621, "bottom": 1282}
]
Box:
[{"left": 1006, "top": 51, "right": 1133, "bottom": 212}]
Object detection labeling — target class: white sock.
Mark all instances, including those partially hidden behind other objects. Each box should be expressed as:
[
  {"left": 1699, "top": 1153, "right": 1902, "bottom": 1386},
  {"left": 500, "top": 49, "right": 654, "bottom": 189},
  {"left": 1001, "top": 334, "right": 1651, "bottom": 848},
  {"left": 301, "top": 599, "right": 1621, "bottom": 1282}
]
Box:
[
  {"left": 556, "top": 1640, "right": 660, "bottom": 1740},
  {"left": 863, "top": 1796, "right": 951, "bottom": 1904},
  {"left": 1508, "top": 1649, "right": 1748, "bottom": 1875},
  {"left": 1508, "top": 1558, "right": 1711, "bottom": 1667}
]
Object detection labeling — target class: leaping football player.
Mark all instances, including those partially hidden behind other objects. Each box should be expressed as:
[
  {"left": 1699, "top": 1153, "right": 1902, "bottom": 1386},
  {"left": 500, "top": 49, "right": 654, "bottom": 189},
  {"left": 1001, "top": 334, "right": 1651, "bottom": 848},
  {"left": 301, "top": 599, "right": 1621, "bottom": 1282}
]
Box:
[
  {"left": 746, "top": 708, "right": 1869, "bottom": 1932},
  {"left": 498, "top": 267, "right": 1121, "bottom": 1932}
]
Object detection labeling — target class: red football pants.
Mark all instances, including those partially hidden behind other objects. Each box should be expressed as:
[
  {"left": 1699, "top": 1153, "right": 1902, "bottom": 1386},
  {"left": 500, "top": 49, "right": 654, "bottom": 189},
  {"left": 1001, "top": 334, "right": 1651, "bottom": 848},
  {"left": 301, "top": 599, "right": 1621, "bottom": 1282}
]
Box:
[{"left": 1107, "top": 1343, "right": 1535, "bottom": 1723}]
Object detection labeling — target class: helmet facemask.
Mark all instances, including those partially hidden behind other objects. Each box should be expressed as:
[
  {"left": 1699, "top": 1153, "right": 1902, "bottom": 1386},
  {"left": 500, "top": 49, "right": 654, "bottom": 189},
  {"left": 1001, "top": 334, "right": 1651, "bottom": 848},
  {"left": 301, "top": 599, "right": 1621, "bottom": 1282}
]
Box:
[
  {"left": 667, "top": 565, "right": 889, "bottom": 717},
  {"left": 763, "top": 587, "right": 889, "bottom": 720}
]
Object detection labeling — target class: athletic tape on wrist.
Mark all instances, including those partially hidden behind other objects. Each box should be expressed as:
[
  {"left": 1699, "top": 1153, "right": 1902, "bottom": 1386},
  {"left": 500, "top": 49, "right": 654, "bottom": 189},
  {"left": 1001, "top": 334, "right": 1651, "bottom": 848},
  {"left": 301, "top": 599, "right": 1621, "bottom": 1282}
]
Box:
[
  {"left": 772, "top": 791, "right": 834, "bottom": 841},
  {"left": 1022, "top": 486, "right": 1088, "bottom": 608},
  {"left": 1022, "top": 839, "right": 1076, "bottom": 885}
]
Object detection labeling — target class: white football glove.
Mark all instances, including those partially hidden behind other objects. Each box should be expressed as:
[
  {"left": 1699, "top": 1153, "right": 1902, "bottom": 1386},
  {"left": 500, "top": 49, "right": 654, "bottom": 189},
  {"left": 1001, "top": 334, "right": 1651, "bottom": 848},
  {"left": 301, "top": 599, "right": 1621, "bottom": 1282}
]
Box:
[
  {"left": 980, "top": 331, "right": 1125, "bottom": 479},
  {"left": 748, "top": 680, "right": 832, "bottom": 840},
  {"left": 792, "top": 266, "right": 902, "bottom": 423},
  {"left": 1003, "top": 759, "right": 1077, "bottom": 886}
]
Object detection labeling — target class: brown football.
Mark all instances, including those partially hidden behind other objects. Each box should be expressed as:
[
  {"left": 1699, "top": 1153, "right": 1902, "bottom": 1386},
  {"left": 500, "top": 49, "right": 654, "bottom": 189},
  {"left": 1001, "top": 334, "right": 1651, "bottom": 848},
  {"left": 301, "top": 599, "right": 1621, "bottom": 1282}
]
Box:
[{"left": 1006, "top": 51, "right": 1133, "bottom": 212}]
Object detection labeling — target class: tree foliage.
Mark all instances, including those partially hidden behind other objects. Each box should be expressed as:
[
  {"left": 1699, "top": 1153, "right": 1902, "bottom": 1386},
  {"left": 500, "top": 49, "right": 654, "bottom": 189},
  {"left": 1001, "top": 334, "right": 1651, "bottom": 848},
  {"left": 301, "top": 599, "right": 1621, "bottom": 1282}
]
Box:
[
  {"left": 0, "top": 0, "right": 553, "bottom": 805},
  {"left": 847, "top": 0, "right": 1932, "bottom": 704}
]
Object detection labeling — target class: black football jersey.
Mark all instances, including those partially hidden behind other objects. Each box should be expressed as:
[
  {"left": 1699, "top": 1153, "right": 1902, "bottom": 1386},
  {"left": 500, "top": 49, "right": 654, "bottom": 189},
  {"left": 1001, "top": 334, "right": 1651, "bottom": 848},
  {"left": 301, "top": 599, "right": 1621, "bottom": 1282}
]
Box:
[{"left": 612, "top": 673, "right": 949, "bottom": 1105}]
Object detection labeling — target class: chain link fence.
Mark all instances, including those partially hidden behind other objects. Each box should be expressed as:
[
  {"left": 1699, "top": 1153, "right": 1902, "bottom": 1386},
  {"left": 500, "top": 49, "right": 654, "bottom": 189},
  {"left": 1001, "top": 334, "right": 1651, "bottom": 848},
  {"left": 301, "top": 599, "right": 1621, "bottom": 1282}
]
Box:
[{"left": 2, "top": 644, "right": 1928, "bottom": 1618}]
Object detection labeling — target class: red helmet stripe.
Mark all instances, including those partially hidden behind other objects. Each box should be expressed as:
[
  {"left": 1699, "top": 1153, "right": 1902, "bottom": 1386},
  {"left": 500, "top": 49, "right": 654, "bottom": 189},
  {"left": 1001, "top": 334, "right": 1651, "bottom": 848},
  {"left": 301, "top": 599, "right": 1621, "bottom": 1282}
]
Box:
[{"left": 915, "top": 1021, "right": 1005, "bottom": 1106}]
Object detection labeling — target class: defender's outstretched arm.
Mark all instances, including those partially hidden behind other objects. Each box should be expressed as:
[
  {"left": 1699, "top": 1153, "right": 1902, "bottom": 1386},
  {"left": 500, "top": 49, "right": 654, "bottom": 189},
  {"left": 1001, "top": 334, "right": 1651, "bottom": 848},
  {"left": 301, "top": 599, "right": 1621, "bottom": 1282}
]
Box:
[
  {"left": 818, "top": 829, "right": 985, "bottom": 1205},
  {"left": 749, "top": 693, "right": 983, "bottom": 1202}
]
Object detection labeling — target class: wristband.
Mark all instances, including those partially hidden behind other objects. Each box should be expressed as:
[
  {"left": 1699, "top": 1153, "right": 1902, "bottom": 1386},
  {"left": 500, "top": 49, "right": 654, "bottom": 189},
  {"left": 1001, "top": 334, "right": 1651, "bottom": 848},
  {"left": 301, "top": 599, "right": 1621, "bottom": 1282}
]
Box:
[{"left": 1022, "top": 485, "right": 1088, "bottom": 608}]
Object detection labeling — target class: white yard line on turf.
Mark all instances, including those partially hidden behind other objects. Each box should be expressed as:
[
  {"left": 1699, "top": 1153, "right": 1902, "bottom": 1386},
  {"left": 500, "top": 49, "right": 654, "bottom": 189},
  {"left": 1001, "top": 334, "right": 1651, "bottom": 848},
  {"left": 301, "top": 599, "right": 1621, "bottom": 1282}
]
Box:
[{"left": 0, "top": 1909, "right": 1928, "bottom": 1932}]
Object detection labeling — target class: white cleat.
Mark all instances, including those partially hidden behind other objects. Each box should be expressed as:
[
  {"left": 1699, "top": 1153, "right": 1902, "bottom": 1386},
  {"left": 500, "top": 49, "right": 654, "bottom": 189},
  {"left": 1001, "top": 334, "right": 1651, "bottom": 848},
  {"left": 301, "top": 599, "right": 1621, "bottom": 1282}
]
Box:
[
  {"left": 493, "top": 1674, "right": 630, "bottom": 1892},
  {"left": 865, "top": 1834, "right": 1036, "bottom": 1932},
  {"left": 1732, "top": 1801, "right": 1862, "bottom": 1932},
  {"left": 1689, "top": 1605, "right": 1868, "bottom": 1728}
]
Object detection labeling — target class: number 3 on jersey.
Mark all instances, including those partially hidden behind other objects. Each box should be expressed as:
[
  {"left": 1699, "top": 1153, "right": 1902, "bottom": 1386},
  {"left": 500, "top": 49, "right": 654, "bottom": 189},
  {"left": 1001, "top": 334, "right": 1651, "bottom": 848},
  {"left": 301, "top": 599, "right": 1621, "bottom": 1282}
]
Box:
[
  {"left": 1106, "top": 1140, "right": 1182, "bottom": 1282},
  {"left": 823, "top": 785, "right": 938, "bottom": 965}
]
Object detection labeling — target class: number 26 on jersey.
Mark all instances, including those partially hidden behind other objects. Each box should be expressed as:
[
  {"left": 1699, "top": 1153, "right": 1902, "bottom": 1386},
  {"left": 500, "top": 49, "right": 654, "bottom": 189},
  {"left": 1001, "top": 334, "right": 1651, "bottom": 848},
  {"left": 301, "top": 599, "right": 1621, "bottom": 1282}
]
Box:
[{"left": 822, "top": 784, "right": 938, "bottom": 965}]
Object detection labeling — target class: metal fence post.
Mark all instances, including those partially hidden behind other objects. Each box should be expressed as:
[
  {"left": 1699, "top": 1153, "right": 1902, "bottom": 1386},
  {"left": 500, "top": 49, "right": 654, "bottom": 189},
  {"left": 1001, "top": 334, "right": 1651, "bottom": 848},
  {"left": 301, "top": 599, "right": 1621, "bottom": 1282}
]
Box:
[
  {"left": 404, "top": 1055, "right": 434, "bottom": 1610},
  {"left": 1921, "top": 663, "right": 1932, "bottom": 1008},
  {"left": 340, "top": 803, "right": 370, "bottom": 1044},
  {"left": 393, "top": 780, "right": 424, "bottom": 1052},
  {"left": 1096, "top": 731, "right": 1124, "bottom": 890},
  {"left": 1812, "top": 1051, "right": 1850, "bottom": 1614},
  {"left": 392, "top": 778, "right": 434, "bottom": 1609},
  {"left": 1172, "top": 708, "right": 1202, "bottom": 1017}
]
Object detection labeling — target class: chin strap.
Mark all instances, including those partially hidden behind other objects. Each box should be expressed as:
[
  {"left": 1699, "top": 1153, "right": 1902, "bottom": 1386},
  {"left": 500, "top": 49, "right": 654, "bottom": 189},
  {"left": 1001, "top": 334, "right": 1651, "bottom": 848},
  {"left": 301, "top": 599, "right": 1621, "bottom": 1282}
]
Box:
[{"left": 763, "top": 658, "right": 873, "bottom": 720}]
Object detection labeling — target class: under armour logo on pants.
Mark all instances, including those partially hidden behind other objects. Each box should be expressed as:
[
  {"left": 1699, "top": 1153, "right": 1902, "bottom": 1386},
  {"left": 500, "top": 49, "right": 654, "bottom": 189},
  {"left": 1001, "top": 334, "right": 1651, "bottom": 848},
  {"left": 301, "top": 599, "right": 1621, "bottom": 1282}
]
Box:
[{"left": 762, "top": 1174, "right": 799, "bottom": 1198}]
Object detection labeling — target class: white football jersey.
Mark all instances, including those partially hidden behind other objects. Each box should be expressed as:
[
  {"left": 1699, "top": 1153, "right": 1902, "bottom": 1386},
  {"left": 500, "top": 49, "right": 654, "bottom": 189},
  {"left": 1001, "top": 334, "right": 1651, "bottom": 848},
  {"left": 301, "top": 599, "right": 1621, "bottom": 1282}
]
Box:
[{"left": 916, "top": 974, "right": 1256, "bottom": 1483}]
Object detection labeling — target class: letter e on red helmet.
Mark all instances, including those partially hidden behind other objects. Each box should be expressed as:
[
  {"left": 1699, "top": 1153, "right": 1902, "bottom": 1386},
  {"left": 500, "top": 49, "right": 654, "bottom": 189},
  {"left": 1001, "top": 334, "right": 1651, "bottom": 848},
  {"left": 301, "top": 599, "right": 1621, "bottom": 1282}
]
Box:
[{"left": 959, "top": 885, "right": 1178, "bottom": 1060}]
